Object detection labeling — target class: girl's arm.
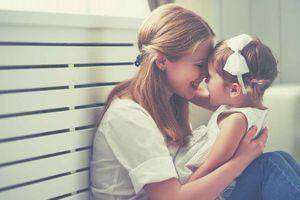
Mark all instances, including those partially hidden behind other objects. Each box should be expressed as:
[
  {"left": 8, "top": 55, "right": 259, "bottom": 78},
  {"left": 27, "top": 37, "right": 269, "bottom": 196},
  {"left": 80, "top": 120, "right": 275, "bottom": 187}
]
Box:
[
  {"left": 188, "top": 113, "right": 248, "bottom": 182},
  {"left": 144, "top": 126, "right": 267, "bottom": 200},
  {"left": 190, "top": 86, "right": 218, "bottom": 111}
]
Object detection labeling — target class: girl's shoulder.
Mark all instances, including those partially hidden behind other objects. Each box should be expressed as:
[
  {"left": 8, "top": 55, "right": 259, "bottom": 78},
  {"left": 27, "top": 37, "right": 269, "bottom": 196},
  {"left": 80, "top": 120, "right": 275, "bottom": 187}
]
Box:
[
  {"left": 216, "top": 105, "right": 268, "bottom": 119},
  {"left": 217, "top": 105, "right": 268, "bottom": 131}
]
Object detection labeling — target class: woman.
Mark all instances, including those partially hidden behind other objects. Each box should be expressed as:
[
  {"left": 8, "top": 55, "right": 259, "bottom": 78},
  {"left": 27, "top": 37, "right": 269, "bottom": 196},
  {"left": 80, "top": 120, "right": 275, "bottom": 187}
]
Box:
[{"left": 90, "top": 4, "right": 300, "bottom": 200}]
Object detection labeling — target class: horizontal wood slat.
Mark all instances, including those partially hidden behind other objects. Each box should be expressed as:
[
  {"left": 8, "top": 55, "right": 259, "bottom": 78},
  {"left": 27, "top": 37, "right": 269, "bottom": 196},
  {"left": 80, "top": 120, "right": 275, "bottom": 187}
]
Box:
[
  {"left": 62, "top": 191, "right": 89, "bottom": 200},
  {"left": 0, "top": 128, "right": 95, "bottom": 165},
  {"left": 0, "top": 10, "right": 142, "bottom": 29},
  {"left": 0, "top": 25, "right": 138, "bottom": 43},
  {"left": 0, "top": 66, "right": 137, "bottom": 90},
  {"left": 0, "top": 86, "right": 114, "bottom": 115},
  {"left": 0, "top": 150, "right": 90, "bottom": 188},
  {"left": 0, "top": 45, "right": 138, "bottom": 66},
  {"left": 0, "top": 170, "right": 89, "bottom": 200},
  {"left": 0, "top": 107, "right": 102, "bottom": 140}
]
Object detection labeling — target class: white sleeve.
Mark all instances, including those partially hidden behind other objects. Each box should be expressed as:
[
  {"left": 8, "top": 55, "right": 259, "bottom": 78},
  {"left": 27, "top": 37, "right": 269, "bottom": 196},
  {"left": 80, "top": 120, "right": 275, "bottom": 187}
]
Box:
[{"left": 101, "top": 102, "right": 178, "bottom": 193}]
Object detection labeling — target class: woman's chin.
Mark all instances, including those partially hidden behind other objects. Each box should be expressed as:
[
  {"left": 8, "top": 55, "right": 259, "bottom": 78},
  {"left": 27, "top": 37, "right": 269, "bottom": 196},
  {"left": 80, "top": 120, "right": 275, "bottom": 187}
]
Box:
[
  {"left": 210, "top": 101, "right": 220, "bottom": 107},
  {"left": 185, "top": 92, "right": 196, "bottom": 100}
]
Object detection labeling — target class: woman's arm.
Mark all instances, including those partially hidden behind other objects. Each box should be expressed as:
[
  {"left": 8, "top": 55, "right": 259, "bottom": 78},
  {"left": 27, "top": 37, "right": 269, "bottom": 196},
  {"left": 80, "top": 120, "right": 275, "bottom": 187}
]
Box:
[
  {"left": 144, "top": 126, "right": 267, "bottom": 200},
  {"left": 188, "top": 113, "right": 247, "bottom": 182},
  {"left": 190, "top": 86, "right": 218, "bottom": 111}
]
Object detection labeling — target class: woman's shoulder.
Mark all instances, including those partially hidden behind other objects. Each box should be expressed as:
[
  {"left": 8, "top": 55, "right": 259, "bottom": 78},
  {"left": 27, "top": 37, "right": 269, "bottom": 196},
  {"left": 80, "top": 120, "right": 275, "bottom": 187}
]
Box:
[
  {"left": 108, "top": 97, "right": 139, "bottom": 111},
  {"left": 108, "top": 98, "right": 148, "bottom": 115},
  {"left": 100, "top": 97, "right": 165, "bottom": 143},
  {"left": 102, "top": 98, "right": 154, "bottom": 125}
]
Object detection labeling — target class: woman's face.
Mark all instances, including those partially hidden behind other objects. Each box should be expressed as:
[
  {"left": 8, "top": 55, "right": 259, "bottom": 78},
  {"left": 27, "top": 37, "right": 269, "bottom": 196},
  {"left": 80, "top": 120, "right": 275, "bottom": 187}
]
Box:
[{"left": 164, "top": 38, "right": 213, "bottom": 100}]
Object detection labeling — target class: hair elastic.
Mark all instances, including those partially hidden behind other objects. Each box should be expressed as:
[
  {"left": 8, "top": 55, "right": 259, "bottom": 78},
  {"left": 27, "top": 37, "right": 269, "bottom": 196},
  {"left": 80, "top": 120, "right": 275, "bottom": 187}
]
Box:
[{"left": 134, "top": 54, "right": 143, "bottom": 67}]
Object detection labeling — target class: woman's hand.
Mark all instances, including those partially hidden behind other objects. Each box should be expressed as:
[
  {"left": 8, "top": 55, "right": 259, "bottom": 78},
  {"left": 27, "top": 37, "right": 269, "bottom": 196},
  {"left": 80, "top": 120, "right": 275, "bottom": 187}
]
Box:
[{"left": 233, "top": 126, "right": 268, "bottom": 164}]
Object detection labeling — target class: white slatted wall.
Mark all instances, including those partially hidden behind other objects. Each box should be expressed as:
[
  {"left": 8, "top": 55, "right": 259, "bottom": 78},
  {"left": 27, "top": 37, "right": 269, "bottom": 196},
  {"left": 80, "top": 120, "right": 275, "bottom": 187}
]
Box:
[{"left": 0, "top": 10, "right": 140, "bottom": 200}]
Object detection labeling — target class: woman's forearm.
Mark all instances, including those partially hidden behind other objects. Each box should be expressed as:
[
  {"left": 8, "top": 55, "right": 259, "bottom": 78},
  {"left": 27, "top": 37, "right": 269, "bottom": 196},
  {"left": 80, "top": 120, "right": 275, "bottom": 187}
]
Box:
[
  {"left": 146, "top": 155, "right": 251, "bottom": 200},
  {"left": 178, "top": 156, "right": 250, "bottom": 200},
  {"left": 188, "top": 162, "right": 214, "bottom": 182}
]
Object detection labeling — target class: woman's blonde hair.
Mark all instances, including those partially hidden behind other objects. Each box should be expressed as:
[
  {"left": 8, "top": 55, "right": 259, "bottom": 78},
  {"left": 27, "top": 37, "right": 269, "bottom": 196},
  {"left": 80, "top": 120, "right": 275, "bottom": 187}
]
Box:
[
  {"left": 209, "top": 37, "right": 278, "bottom": 104},
  {"left": 101, "top": 4, "right": 214, "bottom": 144}
]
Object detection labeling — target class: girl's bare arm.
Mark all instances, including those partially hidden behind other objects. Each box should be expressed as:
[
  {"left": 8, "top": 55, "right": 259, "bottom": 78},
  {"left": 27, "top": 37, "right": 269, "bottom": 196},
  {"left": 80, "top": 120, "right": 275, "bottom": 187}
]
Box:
[
  {"left": 190, "top": 86, "right": 218, "bottom": 111},
  {"left": 188, "top": 113, "right": 248, "bottom": 182}
]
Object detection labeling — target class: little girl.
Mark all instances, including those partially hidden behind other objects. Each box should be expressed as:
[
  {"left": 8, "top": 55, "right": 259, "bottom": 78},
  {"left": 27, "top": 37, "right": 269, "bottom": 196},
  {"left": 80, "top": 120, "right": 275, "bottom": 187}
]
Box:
[{"left": 175, "top": 34, "right": 278, "bottom": 195}]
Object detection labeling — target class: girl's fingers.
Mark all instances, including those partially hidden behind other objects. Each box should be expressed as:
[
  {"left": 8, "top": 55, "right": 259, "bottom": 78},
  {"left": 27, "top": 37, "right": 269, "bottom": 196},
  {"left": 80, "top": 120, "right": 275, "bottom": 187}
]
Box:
[{"left": 244, "top": 126, "right": 258, "bottom": 142}]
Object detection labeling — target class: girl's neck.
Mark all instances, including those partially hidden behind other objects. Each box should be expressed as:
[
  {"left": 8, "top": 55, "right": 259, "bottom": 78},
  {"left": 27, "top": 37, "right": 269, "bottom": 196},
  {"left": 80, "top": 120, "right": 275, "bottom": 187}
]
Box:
[
  {"left": 229, "top": 97, "right": 266, "bottom": 110},
  {"left": 251, "top": 101, "right": 267, "bottom": 110}
]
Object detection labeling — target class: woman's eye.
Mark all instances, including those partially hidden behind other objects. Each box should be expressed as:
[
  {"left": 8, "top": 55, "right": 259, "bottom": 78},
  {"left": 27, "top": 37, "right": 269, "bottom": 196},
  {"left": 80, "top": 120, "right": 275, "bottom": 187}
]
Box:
[
  {"left": 196, "top": 63, "right": 204, "bottom": 68},
  {"left": 196, "top": 61, "right": 208, "bottom": 68}
]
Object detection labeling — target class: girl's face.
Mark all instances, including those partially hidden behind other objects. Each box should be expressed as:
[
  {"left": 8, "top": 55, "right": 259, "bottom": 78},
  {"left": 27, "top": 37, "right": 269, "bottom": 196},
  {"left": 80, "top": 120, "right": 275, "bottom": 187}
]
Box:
[
  {"left": 164, "top": 38, "right": 213, "bottom": 100},
  {"left": 205, "top": 63, "right": 229, "bottom": 106}
]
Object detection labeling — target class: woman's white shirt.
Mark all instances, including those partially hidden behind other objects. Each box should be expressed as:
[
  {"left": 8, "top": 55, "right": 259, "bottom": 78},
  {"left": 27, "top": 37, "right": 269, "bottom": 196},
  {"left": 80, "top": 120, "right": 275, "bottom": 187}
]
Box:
[{"left": 90, "top": 98, "right": 178, "bottom": 200}]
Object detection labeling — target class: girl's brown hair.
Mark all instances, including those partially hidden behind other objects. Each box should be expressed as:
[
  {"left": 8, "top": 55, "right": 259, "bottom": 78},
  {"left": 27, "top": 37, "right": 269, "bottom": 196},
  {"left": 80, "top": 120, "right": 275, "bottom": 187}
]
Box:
[
  {"left": 209, "top": 37, "right": 278, "bottom": 104},
  {"left": 100, "top": 4, "right": 214, "bottom": 144}
]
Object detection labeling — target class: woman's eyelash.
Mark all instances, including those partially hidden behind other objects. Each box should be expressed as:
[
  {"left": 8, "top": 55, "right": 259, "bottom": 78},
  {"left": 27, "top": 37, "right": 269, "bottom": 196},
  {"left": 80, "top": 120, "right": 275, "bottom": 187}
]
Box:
[
  {"left": 196, "top": 63, "right": 204, "bottom": 68},
  {"left": 195, "top": 61, "right": 208, "bottom": 68}
]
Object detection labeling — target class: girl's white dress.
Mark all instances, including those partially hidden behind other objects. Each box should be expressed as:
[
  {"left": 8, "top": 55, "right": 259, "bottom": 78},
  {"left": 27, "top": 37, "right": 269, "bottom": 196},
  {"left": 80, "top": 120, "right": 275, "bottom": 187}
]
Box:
[{"left": 174, "top": 105, "right": 268, "bottom": 198}]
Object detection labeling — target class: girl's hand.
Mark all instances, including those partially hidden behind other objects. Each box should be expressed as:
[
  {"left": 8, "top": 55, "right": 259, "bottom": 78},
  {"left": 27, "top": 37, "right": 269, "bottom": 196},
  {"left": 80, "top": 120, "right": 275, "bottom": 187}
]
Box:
[
  {"left": 233, "top": 126, "right": 268, "bottom": 163},
  {"left": 190, "top": 86, "right": 218, "bottom": 111}
]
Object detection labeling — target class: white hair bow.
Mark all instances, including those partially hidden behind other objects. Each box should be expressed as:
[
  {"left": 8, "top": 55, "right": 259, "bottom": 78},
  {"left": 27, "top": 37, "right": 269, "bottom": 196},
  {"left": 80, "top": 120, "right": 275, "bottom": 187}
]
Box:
[{"left": 224, "top": 34, "right": 252, "bottom": 94}]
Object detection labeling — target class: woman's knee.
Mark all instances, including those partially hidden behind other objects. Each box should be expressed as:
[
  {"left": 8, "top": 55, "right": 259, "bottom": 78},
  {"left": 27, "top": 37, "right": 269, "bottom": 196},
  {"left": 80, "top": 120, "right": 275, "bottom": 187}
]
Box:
[
  {"left": 260, "top": 151, "right": 299, "bottom": 166},
  {"left": 260, "top": 151, "right": 285, "bottom": 163},
  {"left": 263, "top": 151, "right": 296, "bottom": 162},
  {"left": 273, "top": 150, "right": 291, "bottom": 157}
]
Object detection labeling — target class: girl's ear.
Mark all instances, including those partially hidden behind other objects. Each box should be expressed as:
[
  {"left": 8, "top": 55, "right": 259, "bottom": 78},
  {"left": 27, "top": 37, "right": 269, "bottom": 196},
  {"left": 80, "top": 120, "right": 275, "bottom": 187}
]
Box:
[
  {"left": 229, "top": 83, "right": 242, "bottom": 98},
  {"left": 155, "top": 53, "right": 167, "bottom": 71}
]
